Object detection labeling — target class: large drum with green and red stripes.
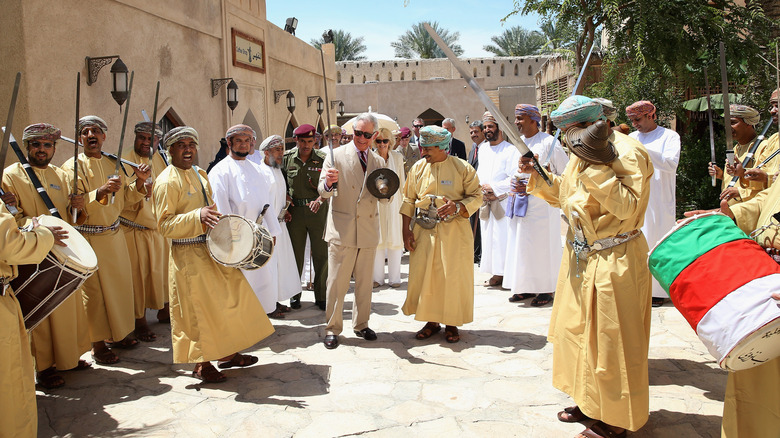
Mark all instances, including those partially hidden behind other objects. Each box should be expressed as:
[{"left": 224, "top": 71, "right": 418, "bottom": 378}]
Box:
[{"left": 648, "top": 212, "right": 780, "bottom": 371}]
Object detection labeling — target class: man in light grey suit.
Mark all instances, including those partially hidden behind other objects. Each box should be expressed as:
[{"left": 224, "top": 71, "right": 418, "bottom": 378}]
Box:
[{"left": 319, "top": 113, "right": 388, "bottom": 349}]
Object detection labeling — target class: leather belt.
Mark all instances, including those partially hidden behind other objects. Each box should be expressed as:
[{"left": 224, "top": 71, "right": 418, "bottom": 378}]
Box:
[
  {"left": 172, "top": 234, "right": 206, "bottom": 246},
  {"left": 119, "top": 216, "right": 150, "bottom": 230},
  {"left": 75, "top": 219, "right": 121, "bottom": 235},
  {"left": 291, "top": 197, "right": 318, "bottom": 207}
]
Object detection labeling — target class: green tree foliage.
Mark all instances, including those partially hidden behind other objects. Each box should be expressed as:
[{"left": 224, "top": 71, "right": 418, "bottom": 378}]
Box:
[
  {"left": 538, "top": 18, "right": 578, "bottom": 54},
  {"left": 311, "top": 30, "right": 367, "bottom": 61},
  {"left": 391, "top": 21, "right": 463, "bottom": 59},
  {"left": 484, "top": 26, "right": 546, "bottom": 56}
]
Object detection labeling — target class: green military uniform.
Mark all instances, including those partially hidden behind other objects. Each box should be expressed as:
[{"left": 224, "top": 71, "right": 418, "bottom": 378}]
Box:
[{"left": 282, "top": 147, "right": 328, "bottom": 304}]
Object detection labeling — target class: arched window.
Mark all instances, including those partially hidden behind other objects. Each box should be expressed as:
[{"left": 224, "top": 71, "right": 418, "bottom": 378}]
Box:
[
  {"left": 514, "top": 64, "right": 519, "bottom": 76},
  {"left": 350, "top": 75, "right": 354, "bottom": 84},
  {"left": 375, "top": 74, "right": 380, "bottom": 81},
  {"left": 473, "top": 68, "right": 477, "bottom": 77},
  {"left": 528, "top": 65, "right": 532, "bottom": 76},
  {"left": 388, "top": 72, "right": 392, "bottom": 81},
  {"left": 500, "top": 64, "right": 505, "bottom": 76},
  {"left": 486, "top": 66, "right": 491, "bottom": 77},
  {"left": 337, "top": 72, "right": 341, "bottom": 83},
  {"left": 412, "top": 71, "right": 416, "bottom": 80},
  {"left": 363, "top": 75, "right": 366, "bottom": 83},
  {"left": 401, "top": 71, "right": 405, "bottom": 80}
]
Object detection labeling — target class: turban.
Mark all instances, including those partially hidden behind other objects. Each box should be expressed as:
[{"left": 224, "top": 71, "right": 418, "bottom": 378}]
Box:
[
  {"left": 514, "top": 104, "right": 541, "bottom": 124},
  {"left": 729, "top": 104, "right": 760, "bottom": 127},
  {"left": 293, "top": 124, "right": 316, "bottom": 137},
  {"left": 551, "top": 95, "right": 604, "bottom": 130},
  {"left": 625, "top": 101, "right": 656, "bottom": 119},
  {"left": 225, "top": 124, "right": 256, "bottom": 140},
  {"left": 22, "top": 123, "right": 61, "bottom": 143},
  {"left": 163, "top": 126, "right": 199, "bottom": 149},
  {"left": 593, "top": 98, "right": 617, "bottom": 122},
  {"left": 258, "top": 135, "right": 283, "bottom": 151},
  {"left": 323, "top": 124, "right": 342, "bottom": 135},
  {"left": 482, "top": 111, "right": 497, "bottom": 124},
  {"left": 134, "top": 122, "right": 162, "bottom": 138},
  {"left": 78, "top": 115, "right": 108, "bottom": 135},
  {"left": 419, "top": 125, "right": 451, "bottom": 151}
]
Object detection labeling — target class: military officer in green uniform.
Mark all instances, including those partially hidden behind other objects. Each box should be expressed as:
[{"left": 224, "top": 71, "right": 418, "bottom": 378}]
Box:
[{"left": 282, "top": 124, "right": 328, "bottom": 310}]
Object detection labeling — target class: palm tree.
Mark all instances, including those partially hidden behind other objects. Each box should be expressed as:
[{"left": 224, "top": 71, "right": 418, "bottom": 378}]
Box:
[
  {"left": 483, "top": 26, "right": 546, "bottom": 56},
  {"left": 311, "top": 30, "right": 367, "bottom": 61},
  {"left": 390, "top": 21, "right": 463, "bottom": 59},
  {"left": 539, "top": 19, "right": 578, "bottom": 53}
]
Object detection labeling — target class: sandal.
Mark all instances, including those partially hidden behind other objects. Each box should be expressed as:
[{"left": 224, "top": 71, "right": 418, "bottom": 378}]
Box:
[
  {"left": 444, "top": 326, "right": 460, "bottom": 343},
  {"left": 217, "top": 353, "right": 258, "bottom": 369},
  {"left": 557, "top": 405, "right": 590, "bottom": 423},
  {"left": 276, "top": 302, "right": 292, "bottom": 313},
  {"left": 37, "top": 367, "right": 65, "bottom": 389},
  {"left": 509, "top": 293, "right": 535, "bottom": 303},
  {"left": 135, "top": 328, "right": 157, "bottom": 342},
  {"left": 105, "top": 336, "right": 139, "bottom": 349},
  {"left": 531, "top": 293, "right": 553, "bottom": 307},
  {"left": 267, "top": 308, "right": 286, "bottom": 319},
  {"left": 486, "top": 275, "right": 503, "bottom": 287},
  {"left": 415, "top": 322, "right": 441, "bottom": 340},
  {"left": 157, "top": 306, "right": 170, "bottom": 323},
  {"left": 91, "top": 348, "right": 120, "bottom": 365},
  {"left": 577, "top": 421, "right": 627, "bottom": 438},
  {"left": 72, "top": 359, "right": 92, "bottom": 371},
  {"left": 192, "top": 363, "right": 226, "bottom": 383}
]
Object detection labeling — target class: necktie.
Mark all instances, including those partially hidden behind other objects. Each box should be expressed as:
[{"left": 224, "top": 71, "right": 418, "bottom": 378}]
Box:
[{"left": 359, "top": 150, "right": 367, "bottom": 173}]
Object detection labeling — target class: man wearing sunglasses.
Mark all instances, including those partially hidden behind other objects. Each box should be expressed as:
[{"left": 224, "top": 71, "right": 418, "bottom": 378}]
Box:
[
  {"left": 411, "top": 117, "right": 425, "bottom": 151},
  {"left": 318, "top": 113, "right": 388, "bottom": 349}
]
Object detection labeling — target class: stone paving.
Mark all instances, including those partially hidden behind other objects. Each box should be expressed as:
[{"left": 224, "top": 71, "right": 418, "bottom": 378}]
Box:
[{"left": 36, "top": 256, "right": 728, "bottom": 437}]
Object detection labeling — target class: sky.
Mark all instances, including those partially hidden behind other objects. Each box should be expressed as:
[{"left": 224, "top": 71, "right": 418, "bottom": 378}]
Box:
[{"left": 265, "top": 1, "right": 544, "bottom": 60}]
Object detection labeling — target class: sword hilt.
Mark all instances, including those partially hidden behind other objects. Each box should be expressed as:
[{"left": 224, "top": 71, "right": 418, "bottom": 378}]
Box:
[{"left": 0, "top": 188, "right": 19, "bottom": 216}]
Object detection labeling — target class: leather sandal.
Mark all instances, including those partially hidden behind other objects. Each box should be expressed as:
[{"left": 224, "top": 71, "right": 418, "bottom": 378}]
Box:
[
  {"left": 415, "top": 322, "right": 441, "bottom": 340},
  {"left": 37, "top": 367, "right": 65, "bottom": 389},
  {"left": 217, "top": 353, "right": 258, "bottom": 369},
  {"left": 192, "top": 363, "right": 226, "bottom": 383},
  {"left": 577, "top": 421, "right": 626, "bottom": 438},
  {"left": 444, "top": 326, "right": 460, "bottom": 343},
  {"left": 557, "top": 405, "right": 590, "bottom": 423},
  {"left": 509, "top": 293, "right": 535, "bottom": 303}
]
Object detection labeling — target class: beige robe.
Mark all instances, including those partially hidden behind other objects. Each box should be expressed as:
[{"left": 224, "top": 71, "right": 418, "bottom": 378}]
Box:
[
  {"left": 120, "top": 150, "right": 168, "bottom": 317},
  {"left": 2, "top": 163, "right": 90, "bottom": 371},
  {"left": 400, "top": 156, "right": 482, "bottom": 326},
  {"left": 722, "top": 180, "right": 780, "bottom": 437},
  {"left": 152, "top": 165, "right": 274, "bottom": 363},
  {"left": 62, "top": 153, "right": 144, "bottom": 342},
  {"left": 723, "top": 133, "right": 780, "bottom": 204},
  {"left": 528, "top": 132, "right": 654, "bottom": 431},
  {"left": 0, "top": 202, "right": 55, "bottom": 438}
]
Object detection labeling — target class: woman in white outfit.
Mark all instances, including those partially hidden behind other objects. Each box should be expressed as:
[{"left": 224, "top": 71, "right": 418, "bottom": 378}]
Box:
[{"left": 373, "top": 127, "right": 406, "bottom": 288}]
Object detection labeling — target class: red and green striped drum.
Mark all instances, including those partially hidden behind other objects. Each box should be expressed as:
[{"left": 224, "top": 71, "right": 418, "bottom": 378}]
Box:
[{"left": 648, "top": 212, "right": 780, "bottom": 371}]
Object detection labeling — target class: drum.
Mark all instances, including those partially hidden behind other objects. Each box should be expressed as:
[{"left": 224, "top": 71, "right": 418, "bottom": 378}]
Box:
[
  {"left": 206, "top": 214, "right": 274, "bottom": 270},
  {"left": 648, "top": 212, "right": 780, "bottom": 371},
  {"left": 10, "top": 215, "right": 98, "bottom": 331}
]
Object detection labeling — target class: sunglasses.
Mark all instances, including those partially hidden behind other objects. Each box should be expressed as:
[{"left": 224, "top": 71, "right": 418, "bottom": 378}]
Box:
[
  {"left": 353, "top": 129, "right": 374, "bottom": 139},
  {"left": 413, "top": 124, "right": 424, "bottom": 128},
  {"left": 376, "top": 139, "right": 390, "bottom": 144}
]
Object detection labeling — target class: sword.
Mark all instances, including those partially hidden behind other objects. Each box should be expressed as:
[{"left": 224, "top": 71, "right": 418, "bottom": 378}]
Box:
[
  {"left": 423, "top": 22, "right": 551, "bottom": 186},
  {"left": 704, "top": 70, "right": 717, "bottom": 187},
  {"left": 72, "top": 72, "right": 81, "bottom": 223},
  {"left": 319, "top": 31, "right": 337, "bottom": 196},
  {"left": 150, "top": 81, "right": 167, "bottom": 166},
  {"left": 60, "top": 135, "right": 141, "bottom": 169},
  {"left": 545, "top": 42, "right": 596, "bottom": 164},
  {"left": 0, "top": 72, "right": 21, "bottom": 216},
  {"left": 111, "top": 71, "right": 134, "bottom": 204},
  {"left": 1, "top": 129, "right": 62, "bottom": 218},
  {"left": 720, "top": 42, "right": 734, "bottom": 166}
]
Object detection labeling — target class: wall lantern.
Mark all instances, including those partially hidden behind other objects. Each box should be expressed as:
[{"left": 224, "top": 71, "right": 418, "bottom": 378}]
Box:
[
  {"left": 85, "top": 55, "right": 129, "bottom": 107},
  {"left": 211, "top": 78, "right": 239, "bottom": 113}
]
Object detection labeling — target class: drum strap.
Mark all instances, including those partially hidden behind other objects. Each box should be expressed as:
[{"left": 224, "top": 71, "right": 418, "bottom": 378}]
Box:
[
  {"left": 8, "top": 136, "right": 62, "bottom": 219},
  {"left": 191, "top": 166, "right": 210, "bottom": 207}
]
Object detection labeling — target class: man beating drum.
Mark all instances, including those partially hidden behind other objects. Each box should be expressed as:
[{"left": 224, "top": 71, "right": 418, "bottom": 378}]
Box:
[
  {"left": 151, "top": 126, "right": 274, "bottom": 383},
  {"left": 1, "top": 123, "right": 92, "bottom": 389}
]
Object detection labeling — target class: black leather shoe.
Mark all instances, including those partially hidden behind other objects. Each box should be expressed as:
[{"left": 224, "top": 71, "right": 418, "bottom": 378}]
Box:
[
  {"left": 354, "top": 327, "right": 377, "bottom": 341},
  {"left": 290, "top": 297, "right": 301, "bottom": 309},
  {"left": 315, "top": 300, "right": 326, "bottom": 311},
  {"left": 324, "top": 335, "right": 339, "bottom": 349}
]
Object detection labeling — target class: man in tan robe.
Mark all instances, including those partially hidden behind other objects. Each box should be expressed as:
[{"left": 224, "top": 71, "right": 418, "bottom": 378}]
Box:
[
  {"left": 522, "top": 95, "right": 653, "bottom": 438},
  {"left": 62, "top": 115, "right": 151, "bottom": 365},
  {"left": 152, "top": 126, "right": 274, "bottom": 383},
  {"left": 0, "top": 200, "right": 63, "bottom": 437},
  {"left": 1, "top": 123, "right": 91, "bottom": 389},
  {"left": 120, "top": 122, "right": 169, "bottom": 342},
  {"left": 400, "top": 126, "right": 482, "bottom": 344}
]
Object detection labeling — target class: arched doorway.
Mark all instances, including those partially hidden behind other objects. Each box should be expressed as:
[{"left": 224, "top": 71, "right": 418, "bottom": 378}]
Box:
[
  {"left": 417, "top": 108, "right": 445, "bottom": 127},
  {"left": 241, "top": 109, "right": 262, "bottom": 141},
  {"left": 284, "top": 115, "right": 298, "bottom": 150}
]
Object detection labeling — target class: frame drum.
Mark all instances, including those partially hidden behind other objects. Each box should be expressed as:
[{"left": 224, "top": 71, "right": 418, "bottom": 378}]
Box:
[{"left": 10, "top": 215, "right": 98, "bottom": 331}]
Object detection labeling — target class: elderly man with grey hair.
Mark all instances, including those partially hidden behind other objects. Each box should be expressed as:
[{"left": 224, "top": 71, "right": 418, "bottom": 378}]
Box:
[
  {"left": 318, "top": 112, "right": 389, "bottom": 349},
  {"left": 442, "top": 117, "right": 467, "bottom": 160}
]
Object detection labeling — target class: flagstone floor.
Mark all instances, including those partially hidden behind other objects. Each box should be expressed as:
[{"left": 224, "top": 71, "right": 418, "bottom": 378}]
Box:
[{"left": 36, "top": 256, "right": 728, "bottom": 437}]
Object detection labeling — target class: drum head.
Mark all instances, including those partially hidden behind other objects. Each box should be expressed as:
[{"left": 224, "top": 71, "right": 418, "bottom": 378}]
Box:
[
  {"left": 207, "top": 215, "right": 256, "bottom": 265},
  {"left": 37, "top": 215, "right": 98, "bottom": 271},
  {"left": 722, "top": 318, "right": 780, "bottom": 371}
]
